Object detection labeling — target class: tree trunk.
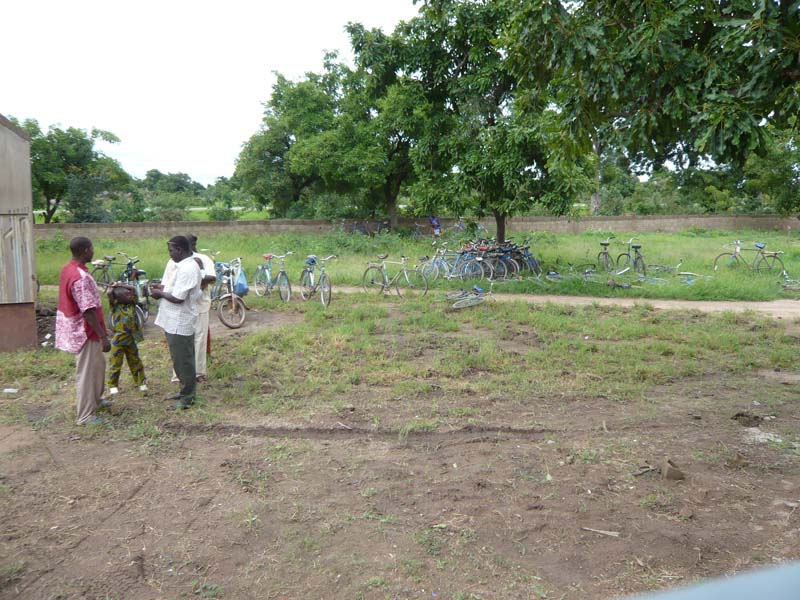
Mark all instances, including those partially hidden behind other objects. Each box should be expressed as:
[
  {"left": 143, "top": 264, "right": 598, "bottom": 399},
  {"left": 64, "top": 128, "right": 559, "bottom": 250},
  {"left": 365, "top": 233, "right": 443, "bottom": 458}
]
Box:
[
  {"left": 44, "top": 198, "right": 60, "bottom": 224},
  {"left": 387, "top": 200, "right": 397, "bottom": 230},
  {"left": 492, "top": 208, "right": 506, "bottom": 244},
  {"left": 590, "top": 137, "right": 602, "bottom": 215}
]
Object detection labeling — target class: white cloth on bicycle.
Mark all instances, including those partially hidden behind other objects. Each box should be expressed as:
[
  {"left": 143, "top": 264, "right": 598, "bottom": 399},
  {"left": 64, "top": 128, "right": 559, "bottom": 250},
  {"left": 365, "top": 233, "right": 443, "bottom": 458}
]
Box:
[{"left": 155, "top": 256, "right": 201, "bottom": 336}]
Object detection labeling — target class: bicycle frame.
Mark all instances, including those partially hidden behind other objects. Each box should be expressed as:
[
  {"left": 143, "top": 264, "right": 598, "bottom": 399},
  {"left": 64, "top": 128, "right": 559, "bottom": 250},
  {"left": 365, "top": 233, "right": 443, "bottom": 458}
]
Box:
[
  {"left": 253, "top": 251, "right": 293, "bottom": 298},
  {"left": 209, "top": 256, "right": 247, "bottom": 328},
  {"left": 616, "top": 238, "right": 646, "bottom": 275},
  {"left": 300, "top": 255, "right": 336, "bottom": 307},
  {"left": 713, "top": 240, "right": 785, "bottom": 274},
  {"left": 363, "top": 255, "right": 428, "bottom": 297}
]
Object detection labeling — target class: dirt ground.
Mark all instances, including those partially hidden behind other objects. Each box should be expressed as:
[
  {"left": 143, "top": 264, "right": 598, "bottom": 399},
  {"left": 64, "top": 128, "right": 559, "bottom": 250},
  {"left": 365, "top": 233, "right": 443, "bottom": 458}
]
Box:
[{"left": 2, "top": 298, "right": 799, "bottom": 599}]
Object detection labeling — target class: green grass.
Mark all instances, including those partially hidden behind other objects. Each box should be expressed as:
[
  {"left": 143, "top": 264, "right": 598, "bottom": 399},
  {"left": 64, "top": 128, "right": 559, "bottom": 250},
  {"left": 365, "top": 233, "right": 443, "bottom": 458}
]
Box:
[
  {"left": 4, "top": 286, "right": 796, "bottom": 439},
  {"left": 34, "top": 228, "right": 800, "bottom": 301}
]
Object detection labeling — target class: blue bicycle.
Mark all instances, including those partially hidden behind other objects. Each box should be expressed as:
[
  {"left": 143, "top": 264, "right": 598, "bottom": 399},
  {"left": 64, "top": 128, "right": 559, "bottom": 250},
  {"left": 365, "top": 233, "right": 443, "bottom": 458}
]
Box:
[{"left": 252, "top": 252, "right": 293, "bottom": 302}]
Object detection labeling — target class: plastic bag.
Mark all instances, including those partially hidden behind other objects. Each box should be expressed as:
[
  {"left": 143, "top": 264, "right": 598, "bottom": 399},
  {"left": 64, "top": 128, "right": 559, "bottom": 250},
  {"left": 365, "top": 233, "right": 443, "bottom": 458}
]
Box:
[{"left": 234, "top": 268, "right": 249, "bottom": 297}]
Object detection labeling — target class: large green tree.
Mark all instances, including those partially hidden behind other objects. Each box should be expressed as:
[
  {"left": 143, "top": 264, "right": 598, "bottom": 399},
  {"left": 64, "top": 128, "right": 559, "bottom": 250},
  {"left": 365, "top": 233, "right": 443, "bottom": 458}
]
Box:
[
  {"left": 399, "top": 0, "right": 591, "bottom": 241},
  {"left": 235, "top": 72, "right": 336, "bottom": 215},
  {"left": 14, "top": 118, "right": 128, "bottom": 223},
  {"left": 505, "top": 0, "right": 800, "bottom": 167}
]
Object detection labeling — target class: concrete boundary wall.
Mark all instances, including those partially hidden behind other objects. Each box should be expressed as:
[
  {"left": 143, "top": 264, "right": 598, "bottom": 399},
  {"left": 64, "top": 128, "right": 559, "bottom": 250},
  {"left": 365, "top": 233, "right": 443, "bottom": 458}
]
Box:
[{"left": 33, "top": 214, "right": 797, "bottom": 241}]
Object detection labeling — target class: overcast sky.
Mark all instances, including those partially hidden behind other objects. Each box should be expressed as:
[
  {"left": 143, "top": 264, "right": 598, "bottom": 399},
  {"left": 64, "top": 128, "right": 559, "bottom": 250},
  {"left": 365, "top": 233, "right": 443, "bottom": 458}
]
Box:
[{"left": 2, "top": 0, "right": 420, "bottom": 186}]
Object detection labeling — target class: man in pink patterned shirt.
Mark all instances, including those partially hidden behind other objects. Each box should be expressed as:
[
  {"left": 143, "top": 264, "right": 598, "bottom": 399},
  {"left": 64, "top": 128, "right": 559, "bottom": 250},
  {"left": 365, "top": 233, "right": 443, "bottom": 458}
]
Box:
[{"left": 55, "top": 237, "right": 111, "bottom": 425}]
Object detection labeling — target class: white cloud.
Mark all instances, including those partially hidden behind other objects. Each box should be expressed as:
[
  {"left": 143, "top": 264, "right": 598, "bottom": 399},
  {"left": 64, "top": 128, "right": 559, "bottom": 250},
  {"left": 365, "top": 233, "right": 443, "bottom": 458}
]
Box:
[{"left": 1, "top": 0, "right": 419, "bottom": 185}]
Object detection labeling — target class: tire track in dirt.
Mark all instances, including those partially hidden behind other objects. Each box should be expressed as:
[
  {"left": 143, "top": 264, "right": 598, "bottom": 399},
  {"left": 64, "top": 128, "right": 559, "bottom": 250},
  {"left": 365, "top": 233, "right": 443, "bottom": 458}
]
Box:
[{"left": 160, "top": 422, "right": 555, "bottom": 442}]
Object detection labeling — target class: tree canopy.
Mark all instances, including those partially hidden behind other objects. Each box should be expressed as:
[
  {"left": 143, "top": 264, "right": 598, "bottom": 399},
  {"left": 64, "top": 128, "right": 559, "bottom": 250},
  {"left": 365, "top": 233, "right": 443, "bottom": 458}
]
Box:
[
  {"left": 13, "top": 118, "right": 130, "bottom": 223},
  {"left": 504, "top": 0, "right": 800, "bottom": 168}
]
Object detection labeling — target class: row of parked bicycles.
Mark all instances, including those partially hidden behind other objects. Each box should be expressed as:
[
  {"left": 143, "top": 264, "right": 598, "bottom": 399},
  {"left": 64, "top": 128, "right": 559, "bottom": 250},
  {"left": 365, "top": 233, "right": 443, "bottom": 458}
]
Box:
[
  {"left": 89, "top": 250, "right": 338, "bottom": 331},
  {"left": 86, "top": 236, "right": 791, "bottom": 326}
]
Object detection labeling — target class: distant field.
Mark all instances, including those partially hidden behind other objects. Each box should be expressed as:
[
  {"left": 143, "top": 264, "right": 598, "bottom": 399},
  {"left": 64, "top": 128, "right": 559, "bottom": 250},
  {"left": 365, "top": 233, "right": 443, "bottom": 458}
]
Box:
[{"left": 34, "top": 228, "right": 800, "bottom": 302}]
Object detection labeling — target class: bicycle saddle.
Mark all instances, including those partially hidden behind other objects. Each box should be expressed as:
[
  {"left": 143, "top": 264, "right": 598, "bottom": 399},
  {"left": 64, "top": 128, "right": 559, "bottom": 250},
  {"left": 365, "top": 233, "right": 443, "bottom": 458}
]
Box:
[
  {"left": 755, "top": 242, "right": 766, "bottom": 249},
  {"left": 377, "top": 254, "right": 389, "bottom": 260},
  {"left": 600, "top": 241, "right": 610, "bottom": 247},
  {"left": 104, "top": 255, "right": 115, "bottom": 261},
  {"left": 632, "top": 244, "right": 641, "bottom": 250},
  {"left": 262, "top": 254, "right": 274, "bottom": 260},
  {"left": 306, "top": 256, "right": 317, "bottom": 265}
]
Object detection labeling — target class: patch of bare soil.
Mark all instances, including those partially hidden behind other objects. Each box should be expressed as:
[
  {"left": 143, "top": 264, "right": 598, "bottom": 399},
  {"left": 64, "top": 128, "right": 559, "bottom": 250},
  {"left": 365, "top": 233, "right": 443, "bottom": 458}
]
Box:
[
  {"left": 4, "top": 298, "right": 799, "bottom": 599},
  {"left": 2, "top": 369, "right": 799, "bottom": 599}
]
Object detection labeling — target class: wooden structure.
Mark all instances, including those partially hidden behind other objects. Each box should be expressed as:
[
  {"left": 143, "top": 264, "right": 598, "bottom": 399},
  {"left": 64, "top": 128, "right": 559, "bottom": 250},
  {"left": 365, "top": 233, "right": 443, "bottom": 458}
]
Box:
[{"left": 0, "top": 112, "right": 37, "bottom": 351}]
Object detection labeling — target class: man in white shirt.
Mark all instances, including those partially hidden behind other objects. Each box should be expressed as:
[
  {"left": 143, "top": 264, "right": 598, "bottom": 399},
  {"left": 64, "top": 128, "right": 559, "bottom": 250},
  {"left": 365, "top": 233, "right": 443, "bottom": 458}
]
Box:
[
  {"left": 151, "top": 236, "right": 202, "bottom": 410},
  {"left": 163, "top": 235, "right": 217, "bottom": 383}
]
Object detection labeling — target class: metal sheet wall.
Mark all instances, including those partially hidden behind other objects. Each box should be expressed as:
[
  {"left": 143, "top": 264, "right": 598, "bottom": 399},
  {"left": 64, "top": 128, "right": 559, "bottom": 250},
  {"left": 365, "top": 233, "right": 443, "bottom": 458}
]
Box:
[{"left": 0, "top": 214, "right": 35, "bottom": 303}]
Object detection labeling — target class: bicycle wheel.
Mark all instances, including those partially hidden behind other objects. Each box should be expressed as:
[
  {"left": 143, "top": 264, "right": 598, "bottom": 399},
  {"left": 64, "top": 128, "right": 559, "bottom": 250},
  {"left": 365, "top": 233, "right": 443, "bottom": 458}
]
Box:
[
  {"left": 503, "top": 257, "right": 521, "bottom": 277},
  {"left": 396, "top": 268, "right": 428, "bottom": 298},
  {"left": 713, "top": 252, "right": 740, "bottom": 271},
  {"left": 134, "top": 304, "right": 146, "bottom": 329},
  {"left": 300, "top": 269, "right": 315, "bottom": 301},
  {"left": 597, "top": 252, "right": 614, "bottom": 271},
  {"left": 362, "top": 265, "right": 386, "bottom": 293},
  {"left": 218, "top": 295, "right": 246, "bottom": 329},
  {"left": 452, "top": 295, "right": 486, "bottom": 309},
  {"left": 633, "top": 256, "right": 647, "bottom": 276},
  {"left": 755, "top": 254, "right": 785, "bottom": 275},
  {"left": 616, "top": 253, "right": 631, "bottom": 270},
  {"left": 277, "top": 271, "right": 291, "bottom": 302},
  {"left": 253, "top": 265, "right": 270, "bottom": 296},
  {"left": 319, "top": 272, "right": 332, "bottom": 307},
  {"left": 91, "top": 267, "right": 111, "bottom": 288},
  {"left": 445, "top": 289, "right": 470, "bottom": 301},
  {"left": 419, "top": 259, "right": 439, "bottom": 282},
  {"left": 487, "top": 258, "right": 507, "bottom": 280},
  {"left": 460, "top": 259, "right": 485, "bottom": 281}
]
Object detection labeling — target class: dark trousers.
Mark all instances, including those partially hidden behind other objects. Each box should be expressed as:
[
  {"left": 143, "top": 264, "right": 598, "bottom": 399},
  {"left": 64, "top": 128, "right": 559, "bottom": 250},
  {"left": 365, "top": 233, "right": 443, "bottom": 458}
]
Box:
[{"left": 165, "top": 332, "right": 196, "bottom": 404}]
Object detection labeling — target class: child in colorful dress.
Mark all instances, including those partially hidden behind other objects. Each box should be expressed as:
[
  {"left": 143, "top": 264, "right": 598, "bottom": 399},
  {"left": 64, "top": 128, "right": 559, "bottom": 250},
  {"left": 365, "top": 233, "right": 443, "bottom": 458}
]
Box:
[{"left": 106, "top": 283, "right": 147, "bottom": 395}]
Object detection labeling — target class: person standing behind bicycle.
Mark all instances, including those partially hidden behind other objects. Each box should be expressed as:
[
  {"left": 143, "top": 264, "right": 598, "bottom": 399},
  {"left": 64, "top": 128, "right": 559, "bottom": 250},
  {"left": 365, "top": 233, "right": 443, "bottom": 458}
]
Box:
[
  {"left": 187, "top": 234, "right": 215, "bottom": 383},
  {"left": 429, "top": 215, "right": 442, "bottom": 238},
  {"left": 151, "top": 236, "right": 201, "bottom": 410}
]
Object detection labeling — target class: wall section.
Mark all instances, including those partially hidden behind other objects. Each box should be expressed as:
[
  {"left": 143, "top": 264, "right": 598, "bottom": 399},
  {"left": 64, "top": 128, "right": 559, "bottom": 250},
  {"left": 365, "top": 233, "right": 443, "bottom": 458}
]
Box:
[{"left": 33, "top": 214, "right": 797, "bottom": 241}]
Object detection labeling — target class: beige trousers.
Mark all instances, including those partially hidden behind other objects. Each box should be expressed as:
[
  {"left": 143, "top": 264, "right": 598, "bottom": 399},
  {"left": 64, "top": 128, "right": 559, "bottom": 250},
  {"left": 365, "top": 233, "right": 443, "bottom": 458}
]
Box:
[
  {"left": 195, "top": 309, "right": 210, "bottom": 376},
  {"left": 75, "top": 339, "right": 105, "bottom": 424}
]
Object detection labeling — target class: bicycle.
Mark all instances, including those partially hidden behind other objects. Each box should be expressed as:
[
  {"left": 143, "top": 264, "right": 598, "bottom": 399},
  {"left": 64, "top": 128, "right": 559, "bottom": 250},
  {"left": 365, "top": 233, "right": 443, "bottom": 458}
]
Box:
[
  {"left": 713, "top": 240, "right": 786, "bottom": 275},
  {"left": 116, "top": 252, "right": 152, "bottom": 324},
  {"left": 648, "top": 259, "right": 684, "bottom": 275},
  {"left": 616, "top": 238, "right": 647, "bottom": 275},
  {"left": 597, "top": 238, "right": 615, "bottom": 271},
  {"left": 90, "top": 253, "right": 121, "bottom": 287},
  {"left": 299, "top": 255, "right": 336, "bottom": 307},
  {"left": 209, "top": 255, "right": 247, "bottom": 329},
  {"left": 446, "top": 282, "right": 496, "bottom": 309},
  {"left": 362, "top": 254, "right": 429, "bottom": 297},
  {"left": 252, "top": 251, "right": 293, "bottom": 302}
]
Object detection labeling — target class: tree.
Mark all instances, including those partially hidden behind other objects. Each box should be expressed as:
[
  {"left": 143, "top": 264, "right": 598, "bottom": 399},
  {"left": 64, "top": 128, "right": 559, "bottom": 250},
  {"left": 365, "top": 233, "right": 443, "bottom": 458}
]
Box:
[
  {"left": 398, "top": 0, "right": 592, "bottom": 241},
  {"left": 504, "top": 0, "right": 800, "bottom": 168},
  {"left": 235, "top": 72, "right": 335, "bottom": 216},
  {"left": 13, "top": 118, "right": 127, "bottom": 223},
  {"left": 141, "top": 169, "right": 205, "bottom": 195}
]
